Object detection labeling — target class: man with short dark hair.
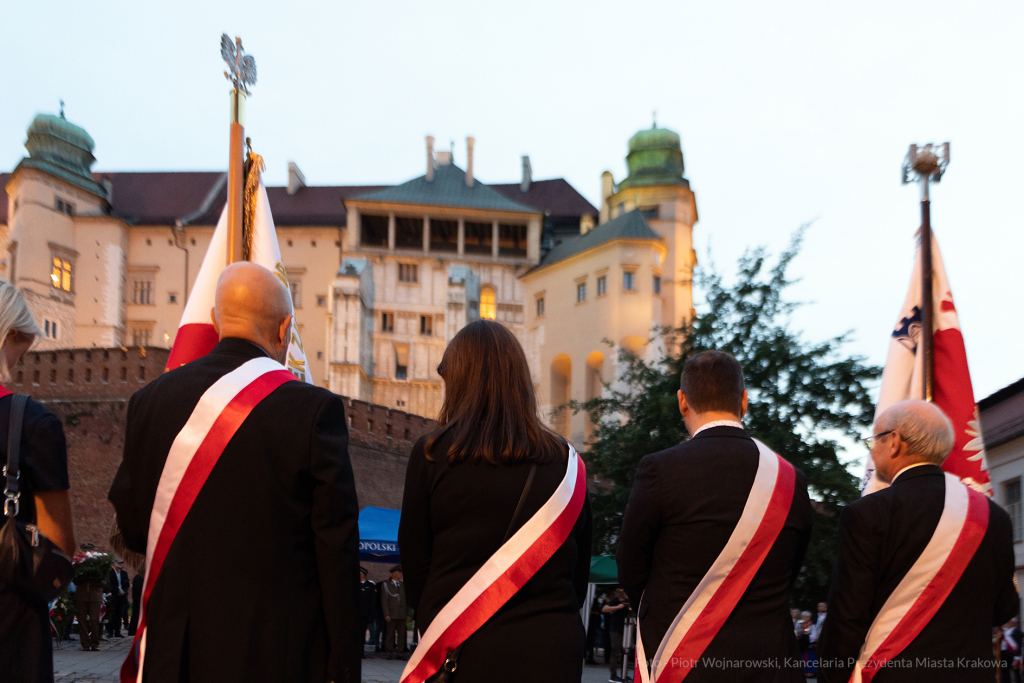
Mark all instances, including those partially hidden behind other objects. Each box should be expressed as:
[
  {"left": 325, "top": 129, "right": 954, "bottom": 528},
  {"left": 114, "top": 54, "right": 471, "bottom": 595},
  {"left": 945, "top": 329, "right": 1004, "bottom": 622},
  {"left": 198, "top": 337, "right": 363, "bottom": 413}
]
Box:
[{"left": 617, "top": 350, "right": 812, "bottom": 682}]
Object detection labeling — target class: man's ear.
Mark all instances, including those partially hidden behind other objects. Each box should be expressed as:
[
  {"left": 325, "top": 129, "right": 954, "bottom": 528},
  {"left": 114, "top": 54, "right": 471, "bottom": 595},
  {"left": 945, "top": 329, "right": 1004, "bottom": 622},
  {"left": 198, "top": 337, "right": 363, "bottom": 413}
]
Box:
[
  {"left": 210, "top": 307, "right": 219, "bottom": 336},
  {"left": 278, "top": 314, "right": 293, "bottom": 346},
  {"left": 740, "top": 389, "right": 748, "bottom": 418},
  {"left": 678, "top": 390, "right": 688, "bottom": 420}
]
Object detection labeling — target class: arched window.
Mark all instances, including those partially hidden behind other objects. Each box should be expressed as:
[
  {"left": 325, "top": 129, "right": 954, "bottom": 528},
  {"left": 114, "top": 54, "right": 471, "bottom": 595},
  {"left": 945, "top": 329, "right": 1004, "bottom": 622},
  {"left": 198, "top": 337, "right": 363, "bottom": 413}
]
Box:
[{"left": 480, "top": 285, "right": 496, "bottom": 320}]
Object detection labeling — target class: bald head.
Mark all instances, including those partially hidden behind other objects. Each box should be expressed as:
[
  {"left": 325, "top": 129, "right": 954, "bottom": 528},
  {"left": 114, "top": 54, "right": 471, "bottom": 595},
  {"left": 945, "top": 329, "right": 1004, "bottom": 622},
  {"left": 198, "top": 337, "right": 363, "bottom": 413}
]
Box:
[{"left": 211, "top": 262, "right": 293, "bottom": 363}]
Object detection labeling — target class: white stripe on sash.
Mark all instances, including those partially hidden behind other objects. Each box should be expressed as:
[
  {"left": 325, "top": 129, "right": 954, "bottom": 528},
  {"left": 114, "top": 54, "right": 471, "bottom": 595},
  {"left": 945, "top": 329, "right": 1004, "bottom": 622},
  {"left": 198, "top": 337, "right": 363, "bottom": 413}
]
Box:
[
  {"left": 137, "top": 356, "right": 287, "bottom": 680},
  {"left": 852, "top": 472, "right": 970, "bottom": 683},
  {"left": 400, "top": 446, "right": 581, "bottom": 681},
  {"left": 636, "top": 439, "right": 782, "bottom": 683}
]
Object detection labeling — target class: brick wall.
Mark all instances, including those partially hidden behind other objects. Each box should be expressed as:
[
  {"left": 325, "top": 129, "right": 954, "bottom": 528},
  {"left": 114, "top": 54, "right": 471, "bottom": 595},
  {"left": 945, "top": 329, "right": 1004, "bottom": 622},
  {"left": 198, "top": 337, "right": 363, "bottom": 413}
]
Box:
[{"left": 23, "top": 348, "right": 435, "bottom": 552}]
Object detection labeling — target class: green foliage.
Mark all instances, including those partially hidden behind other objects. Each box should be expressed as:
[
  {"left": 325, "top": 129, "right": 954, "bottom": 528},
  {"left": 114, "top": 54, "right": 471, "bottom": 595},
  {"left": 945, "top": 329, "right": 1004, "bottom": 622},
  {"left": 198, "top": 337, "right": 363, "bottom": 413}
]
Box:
[
  {"left": 50, "top": 590, "right": 76, "bottom": 641},
  {"left": 573, "top": 228, "right": 880, "bottom": 608}
]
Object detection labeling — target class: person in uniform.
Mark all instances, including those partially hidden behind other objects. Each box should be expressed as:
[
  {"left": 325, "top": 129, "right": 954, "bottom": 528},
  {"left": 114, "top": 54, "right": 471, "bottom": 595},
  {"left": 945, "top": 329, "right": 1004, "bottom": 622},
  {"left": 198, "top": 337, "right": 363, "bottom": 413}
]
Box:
[
  {"left": 380, "top": 565, "right": 408, "bottom": 660},
  {"left": 358, "top": 567, "right": 375, "bottom": 658}
]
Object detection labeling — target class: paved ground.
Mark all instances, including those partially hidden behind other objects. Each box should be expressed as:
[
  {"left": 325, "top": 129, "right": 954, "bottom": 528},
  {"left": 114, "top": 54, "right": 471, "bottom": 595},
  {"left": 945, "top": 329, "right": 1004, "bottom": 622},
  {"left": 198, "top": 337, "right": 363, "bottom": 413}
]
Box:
[{"left": 51, "top": 634, "right": 620, "bottom": 682}]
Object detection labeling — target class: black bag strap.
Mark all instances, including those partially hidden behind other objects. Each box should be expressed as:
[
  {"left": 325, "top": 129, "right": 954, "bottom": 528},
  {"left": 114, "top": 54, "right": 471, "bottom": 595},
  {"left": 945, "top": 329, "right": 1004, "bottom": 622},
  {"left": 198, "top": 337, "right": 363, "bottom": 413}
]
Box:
[{"left": 4, "top": 393, "right": 28, "bottom": 518}]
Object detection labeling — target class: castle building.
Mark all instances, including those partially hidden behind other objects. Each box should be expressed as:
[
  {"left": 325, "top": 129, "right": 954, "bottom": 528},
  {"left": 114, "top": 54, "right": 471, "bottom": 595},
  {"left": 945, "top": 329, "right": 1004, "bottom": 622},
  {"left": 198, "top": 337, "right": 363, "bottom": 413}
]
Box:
[{"left": 1, "top": 114, "right": 696, "bottom": 445}]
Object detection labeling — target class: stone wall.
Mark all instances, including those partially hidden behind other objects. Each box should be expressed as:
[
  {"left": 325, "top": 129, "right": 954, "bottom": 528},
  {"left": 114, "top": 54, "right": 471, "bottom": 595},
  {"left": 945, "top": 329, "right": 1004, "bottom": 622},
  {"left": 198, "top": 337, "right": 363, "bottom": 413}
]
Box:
[{"left": 22, "top": 347, "right": 435, "bottom": 553}]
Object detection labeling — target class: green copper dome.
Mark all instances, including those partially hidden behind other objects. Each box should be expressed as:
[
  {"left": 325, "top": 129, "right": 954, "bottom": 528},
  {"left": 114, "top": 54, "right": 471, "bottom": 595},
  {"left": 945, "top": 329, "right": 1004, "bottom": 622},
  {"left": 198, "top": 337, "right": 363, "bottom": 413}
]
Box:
[
  {"left": 16, "top": 113, "right": 105, "bottom": 199},
  {"left": 617, "top": 123, "right": 688, "bottom": 191}
]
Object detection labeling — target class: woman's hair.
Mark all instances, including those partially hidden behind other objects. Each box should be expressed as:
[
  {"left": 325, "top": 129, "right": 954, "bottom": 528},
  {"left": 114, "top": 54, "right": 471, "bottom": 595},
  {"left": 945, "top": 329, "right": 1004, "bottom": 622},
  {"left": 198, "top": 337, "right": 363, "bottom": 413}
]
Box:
[
  {"left": 0, "top": 280, "right": 40, "bottom": 382},
  {"left": 424, "top": 319, "right": 565, "bottom": 465}
]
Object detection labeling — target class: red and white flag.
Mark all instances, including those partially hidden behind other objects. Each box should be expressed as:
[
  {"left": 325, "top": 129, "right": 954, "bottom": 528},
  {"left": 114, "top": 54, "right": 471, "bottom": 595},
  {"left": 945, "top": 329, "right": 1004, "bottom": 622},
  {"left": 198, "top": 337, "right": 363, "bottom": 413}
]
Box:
[
  {"left": 165, "top": 175, "right": 312, "bottom": 384},
  {"left": 865, "top": 231, "right": 987, "bottom": 494}
]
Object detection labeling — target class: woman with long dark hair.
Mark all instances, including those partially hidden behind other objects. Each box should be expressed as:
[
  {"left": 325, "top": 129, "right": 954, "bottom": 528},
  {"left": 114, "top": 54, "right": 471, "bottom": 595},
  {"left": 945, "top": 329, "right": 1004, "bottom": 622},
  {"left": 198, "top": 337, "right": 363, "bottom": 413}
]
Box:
[{"left": 398, "top": 320, "right": 592, "bottom": 683}]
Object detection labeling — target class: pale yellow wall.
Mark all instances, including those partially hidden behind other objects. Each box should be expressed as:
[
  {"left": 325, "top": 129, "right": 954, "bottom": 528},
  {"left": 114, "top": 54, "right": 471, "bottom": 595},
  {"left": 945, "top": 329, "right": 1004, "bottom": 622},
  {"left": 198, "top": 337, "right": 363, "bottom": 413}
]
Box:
[{"left": 521, "top": 238, "right": 669, "bottom": 449}]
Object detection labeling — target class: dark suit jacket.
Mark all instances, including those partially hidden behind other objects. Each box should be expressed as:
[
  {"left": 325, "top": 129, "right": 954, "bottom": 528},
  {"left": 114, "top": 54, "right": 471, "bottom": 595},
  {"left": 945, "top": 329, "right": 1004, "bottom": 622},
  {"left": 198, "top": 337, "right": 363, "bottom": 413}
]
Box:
[
  {"left": 107, "top": 569, "right": 129, "bottom": 596},
  {"left": 399, "top": 433, "right": 592, "bottom": 683},
  {"left": 108, "top": 338, "right": 361, "bottom": 683},
  {"left": 818, "top": 464, "right": 1018, "bottom": 683},
  {"left": 617, "top": 426, "right": 812, "bottom": 682}
]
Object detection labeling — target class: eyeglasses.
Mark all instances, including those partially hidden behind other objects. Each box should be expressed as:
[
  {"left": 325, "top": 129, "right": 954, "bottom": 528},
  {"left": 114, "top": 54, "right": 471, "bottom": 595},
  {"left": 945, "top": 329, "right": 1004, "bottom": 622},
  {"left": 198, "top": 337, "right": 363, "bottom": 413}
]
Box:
[{"left": 863, "top": 430, "right": 894, "bottom": 447}]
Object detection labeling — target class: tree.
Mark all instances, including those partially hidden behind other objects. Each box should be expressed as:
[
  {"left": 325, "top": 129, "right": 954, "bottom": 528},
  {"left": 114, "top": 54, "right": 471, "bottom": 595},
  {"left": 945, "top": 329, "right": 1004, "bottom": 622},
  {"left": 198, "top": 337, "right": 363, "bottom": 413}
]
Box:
[{"left": 574, "top": 228, "right": 880, "bottom": 608}]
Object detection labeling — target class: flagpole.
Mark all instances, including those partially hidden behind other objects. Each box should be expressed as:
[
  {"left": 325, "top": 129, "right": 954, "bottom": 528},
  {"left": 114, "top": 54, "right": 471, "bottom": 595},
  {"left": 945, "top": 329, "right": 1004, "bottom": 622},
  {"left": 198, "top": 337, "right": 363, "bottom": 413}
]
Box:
[
  {"left": 227, "top": 90, "right": 245, "bottom": 265},
  {"left": 902, "top": 142, "right": 949, "bottom": 403},
  {"left": 220, "top": 34, "right": 257, "bottom": 266}
]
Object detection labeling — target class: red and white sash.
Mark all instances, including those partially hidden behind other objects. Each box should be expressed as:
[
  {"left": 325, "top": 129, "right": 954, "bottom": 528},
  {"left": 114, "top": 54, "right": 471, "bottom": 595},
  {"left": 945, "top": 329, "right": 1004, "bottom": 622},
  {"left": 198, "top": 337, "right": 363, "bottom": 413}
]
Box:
[
  {"left": 636, "top": 439, "right": 796, "bottom": 683},
  {"left": 851, "top": 472, "right": 989, "bottom": 683},
  {"left": 122, "top": 357, "right": 296, "bottom": 683},
  {"left": 399, "top": 446, "right": 587, "bottom": 683}
]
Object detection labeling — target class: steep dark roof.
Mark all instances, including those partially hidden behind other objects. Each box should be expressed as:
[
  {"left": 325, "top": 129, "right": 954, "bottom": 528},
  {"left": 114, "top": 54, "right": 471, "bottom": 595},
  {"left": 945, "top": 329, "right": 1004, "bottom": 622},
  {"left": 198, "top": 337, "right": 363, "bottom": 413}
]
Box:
[
  {"left": 978, "top": 376, "right": 1024, "bottom": 448},
  {"left": 491, "top": 178, "right": 598, "bottom": 218},
  {"left": 351, "top": 164, "right": 538, "bottom": 214},
  {"left": 528, "top": 209, "right": 661, "bottom": 274}
]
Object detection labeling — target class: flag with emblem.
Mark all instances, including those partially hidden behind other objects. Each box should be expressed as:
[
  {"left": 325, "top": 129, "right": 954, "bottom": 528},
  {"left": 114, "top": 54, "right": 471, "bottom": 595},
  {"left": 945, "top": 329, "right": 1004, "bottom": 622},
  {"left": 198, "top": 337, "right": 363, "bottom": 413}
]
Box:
[
  {"left": 864, "top": 231, "right": 986, "bottom": 494},
  {"left": 165, "top": 157, "right": 312, "bottom": 383}
]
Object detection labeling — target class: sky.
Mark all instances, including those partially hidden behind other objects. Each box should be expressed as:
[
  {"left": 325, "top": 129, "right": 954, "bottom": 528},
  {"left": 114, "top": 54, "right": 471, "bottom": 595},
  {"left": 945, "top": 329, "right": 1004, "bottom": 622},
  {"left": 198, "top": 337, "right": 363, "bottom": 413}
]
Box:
[{"left": 2, "top": 0, "right": 1022, "bottom": 410}]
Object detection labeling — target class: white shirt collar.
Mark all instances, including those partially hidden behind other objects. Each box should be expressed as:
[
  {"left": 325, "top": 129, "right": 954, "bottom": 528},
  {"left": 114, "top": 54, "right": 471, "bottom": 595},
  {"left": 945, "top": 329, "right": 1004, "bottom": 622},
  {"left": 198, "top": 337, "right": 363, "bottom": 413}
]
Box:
[
  {"left": 891, "top": 462, "right": 933, "bottom": 484},
  {"left": 692, "top": 420, "right": 744, "bottom": 437}
]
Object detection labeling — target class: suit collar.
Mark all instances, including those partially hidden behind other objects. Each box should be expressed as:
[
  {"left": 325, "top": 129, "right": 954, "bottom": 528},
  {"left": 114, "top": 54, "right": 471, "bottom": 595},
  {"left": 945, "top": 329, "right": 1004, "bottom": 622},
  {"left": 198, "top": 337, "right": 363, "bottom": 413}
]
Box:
[
  {"left": 212, "top": 337, "right": 271, "bottom": 360},
  {"left": 690, "top": 425, "right": 750, "bottom": 441},
  {"left": 890, "top": 463, "right": 944, "bottom": 486}
]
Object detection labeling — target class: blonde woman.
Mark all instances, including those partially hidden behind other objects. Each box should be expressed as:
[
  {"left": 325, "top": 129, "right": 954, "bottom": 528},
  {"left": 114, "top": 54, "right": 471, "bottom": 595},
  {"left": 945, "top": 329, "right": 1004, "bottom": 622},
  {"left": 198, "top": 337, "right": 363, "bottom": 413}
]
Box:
[{"left": 0, "top": 280, "right": 75, "bottom": 681}]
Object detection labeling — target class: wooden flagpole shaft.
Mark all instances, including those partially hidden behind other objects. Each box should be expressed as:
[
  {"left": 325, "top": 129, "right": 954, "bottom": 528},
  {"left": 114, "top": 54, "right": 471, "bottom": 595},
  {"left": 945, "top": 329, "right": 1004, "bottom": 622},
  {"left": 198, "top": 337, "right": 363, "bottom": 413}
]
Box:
[
  {"left": 920, "top": 179, "right": 934, "bottom": 402},
  {"left": 227, "top": 90, "right": 245, "bottom": 265}
]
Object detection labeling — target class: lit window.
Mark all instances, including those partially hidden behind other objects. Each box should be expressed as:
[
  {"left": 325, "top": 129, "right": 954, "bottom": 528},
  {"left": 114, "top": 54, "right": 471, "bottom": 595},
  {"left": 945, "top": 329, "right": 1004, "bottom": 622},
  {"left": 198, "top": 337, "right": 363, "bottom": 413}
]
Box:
[
  {"left": 480, "top": 286, "right": 496, "bottom": 320},
  {"left": 653, "top": 276, "right": 662, "bottom": 295},
  {"left": 420, "top": 315, "right": 433, "bottom": 336},
  {"left": 623, "top": 271, "right": 635, "bottom": 291},
  {"left": 576, "top": 282, "right": 586, "bottom": 303},
  {"left": 597, "top": 276, "right": 607, "bottom": 297},
  {"left": 399, "top": 263, "right": 418, "bottom": 283},
  {"left": 51, "top": 257, "right": 72, "bottom": 292},
  {"left": 536, "top": 298, "right": 545, "bottom": 317}
]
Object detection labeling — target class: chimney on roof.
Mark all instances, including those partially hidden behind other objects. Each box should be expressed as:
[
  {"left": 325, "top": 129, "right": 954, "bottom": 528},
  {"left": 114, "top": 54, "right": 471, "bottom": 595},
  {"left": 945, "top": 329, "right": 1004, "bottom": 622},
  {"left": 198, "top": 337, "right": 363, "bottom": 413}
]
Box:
[
  {"left": 426, "top": 136, "right": 435, "bottom": 182},
  {"left": 520, "top": 156, "right": 532, "bottom": 193},
  {"left": 599, "top": 171, "right": 614, "bottom": 224},
  {"left": 287, "top": 162, "right": 306, "bottom": 195},
  {"left": 465, "top": 137, "right": 475, "bottom": 187}
]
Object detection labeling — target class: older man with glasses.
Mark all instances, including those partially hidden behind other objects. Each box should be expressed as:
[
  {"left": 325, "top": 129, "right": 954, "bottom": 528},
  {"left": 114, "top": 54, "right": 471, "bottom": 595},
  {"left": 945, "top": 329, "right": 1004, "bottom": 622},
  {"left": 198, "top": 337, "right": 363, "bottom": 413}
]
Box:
[{"left": 819, "top": 399, "right": 1018, "bottom": 683}]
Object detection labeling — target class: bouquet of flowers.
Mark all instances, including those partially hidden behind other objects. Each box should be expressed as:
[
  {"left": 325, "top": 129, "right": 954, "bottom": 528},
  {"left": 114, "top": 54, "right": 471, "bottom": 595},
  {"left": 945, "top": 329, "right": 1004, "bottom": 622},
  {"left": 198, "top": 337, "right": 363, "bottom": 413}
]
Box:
[
  {"left": 50, "top": 591, "right": 76, "bottom": 641},
  {"left": 72, "top": 550, "right": 114, "bottom": 584}
]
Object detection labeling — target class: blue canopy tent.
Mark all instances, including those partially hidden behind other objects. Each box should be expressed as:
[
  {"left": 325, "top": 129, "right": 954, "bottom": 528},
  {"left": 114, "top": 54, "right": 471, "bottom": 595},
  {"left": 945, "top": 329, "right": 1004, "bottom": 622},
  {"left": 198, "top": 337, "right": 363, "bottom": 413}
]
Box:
[{"left": 358, "top": 506, "right": 401, "bottom": 562}]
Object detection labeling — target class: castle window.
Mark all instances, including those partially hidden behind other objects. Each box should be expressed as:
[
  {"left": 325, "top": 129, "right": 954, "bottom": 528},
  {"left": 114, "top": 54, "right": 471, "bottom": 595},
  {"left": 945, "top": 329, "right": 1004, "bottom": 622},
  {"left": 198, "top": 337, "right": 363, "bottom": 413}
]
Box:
[
  {"left": 316, "top": 351, "right": 323, "bottom": 360},
  {"left": 289, "top": 280, "right": 302, "bottom": 309},
  {"left": 316, "top": 295, "right": 327, "bottom": 307},
  {"left": 360, "top": 214, "right": 389, "bottom": 248},
  {"left": 623, "top": 271, "right": 636, "bottom": 292},
  {"left": 597, "top": 276, "right": 607, "bottom": 297},
  {"left": 398, "top": 263, "right": 418, "bottom": 283},
  {"left": 381, "top": 312, "right": 394, "bottom": 333},
  {"left": 50, "top": 256, "right": 72, "bottom": 292},
  {"left": 67, "top": 369, "right": 74, "bottom": 385},
  {"left": 54, "top": 197, "right": 74, "bottom": 216},
  {"left": 43, "top": 320, "right": 59, "bottom": 340},
  {"left": 120, "top": 367, "right": 128, "bottom": 382},
  {"left": 536, "top": 297, "right": 545, "bottom": 317},
  {"left": 653, "top": 275, "right": 662, "bottom": 295},
  {"left": 640, "top": 206, "right": 659, "bottom": 221},
  {"left": 49, "top": 369, "right": 56, "bottom": 385},
  {"left": 85, "top": 368, "right": 91, "bottom": 383},
  {"left": 132, "top": 328, "right": 151, "bottom": 347},
  {"left": 420, "top": 315, "right": 433, "bottom": 336},
  {"left": 395, "top": 216, "right": 424, "bottom": 250},
  {"left": 132, "top": 279, "right": 154, "bottom": 305},
  {"left": 395, "top": 344, "right": 409, "bottom": 380},
  {"left": 168, "top": 292, "right": 179, "bottom": 304},
  {"left": 463, "top": 222, "right": 493, "bottom": 255},
  {"left": 576, "top": 282, "right": 586, "bottom": 303},
  {"left": 1006, "top": 479, "right": 1022, "bottom": 542},
  {"left": 480, "top": 286, "right": 496, "bottom": 320}
]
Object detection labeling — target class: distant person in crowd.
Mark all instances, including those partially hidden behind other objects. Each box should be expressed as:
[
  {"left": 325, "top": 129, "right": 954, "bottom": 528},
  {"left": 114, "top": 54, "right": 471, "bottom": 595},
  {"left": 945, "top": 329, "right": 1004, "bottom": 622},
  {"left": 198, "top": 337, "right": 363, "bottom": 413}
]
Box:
[
  {"left": 819, "top": 400, "right": 1018, "bottom": 682},
  {"left": 585, "top": 591, "right": 603, "bottom": 665},
  {"left": 1001, "top": 617, "right": 1022, "bottom": 683},
  {"left": 74, "top": 544, "right": 104, "bottom": 653},
  {"left": 792, "top": 607, "right": 801, "bottom": 637},
  {"left": 358, "top": 567, "right": 375, "bottom": 658},
  {"left": 373, "top": 580, "right": 386, "bottom": 652},
  {"left": 109, "top": 263, "right": 361, "bottom": 683},
  {"left": 617, "top": 350, "right": 812, "bottom": 682},
  {"left": 603, "top": 589, "right": 615, "bottom": 665},
  {"left": 797, "top": 610, "right": 814, "bottom": 675},
  {"left": 811, "top": 602, "right": 827, "bottom": 642},
  {"left": 0, "top": 280, "right": 77, "bottom": 680},
  {"left": 106, "top": 558, "right": 129, "bottom": 637},
  {"left": 380, "top": 565, "right": 408, "bottom": 660},
  {"left": 603, "top": 588, "right": 632, "bottom": 683},
  {"left": 399, "top": 320, "right": 593, "bottom": 683},
  {"left": 128, "top": 571, "right": 143, "bottom": 636}
]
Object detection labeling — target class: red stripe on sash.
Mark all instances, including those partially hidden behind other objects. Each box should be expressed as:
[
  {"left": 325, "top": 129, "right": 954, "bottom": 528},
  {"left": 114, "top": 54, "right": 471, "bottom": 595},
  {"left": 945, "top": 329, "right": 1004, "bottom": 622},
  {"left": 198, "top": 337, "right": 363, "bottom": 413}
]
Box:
[
  {"left": 659, "top": 456, "right": 796, "bottom": 683},
  {"left": 857, "top": 488, "right": 989, "bottom": 683},
  {"left": 400, "top": 455, "right": 587, "bottom": 683},
  {"left": 121, "top": 369, "right": 295, "bottom": 683}
]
